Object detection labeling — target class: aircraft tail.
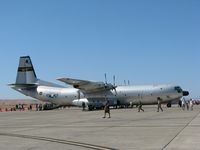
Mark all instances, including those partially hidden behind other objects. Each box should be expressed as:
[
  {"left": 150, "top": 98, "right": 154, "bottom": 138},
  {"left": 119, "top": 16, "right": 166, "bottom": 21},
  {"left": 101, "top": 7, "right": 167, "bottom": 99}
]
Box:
[
  {"left": 16, "top": 56, "right": 37, "bottom": 84},
  {"left": 9, "top": 56, "right": 63, "bottom": 89}
]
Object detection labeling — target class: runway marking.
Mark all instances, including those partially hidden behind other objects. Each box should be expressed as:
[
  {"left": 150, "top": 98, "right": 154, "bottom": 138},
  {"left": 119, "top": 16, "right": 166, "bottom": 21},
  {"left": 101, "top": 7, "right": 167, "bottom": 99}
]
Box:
[
  {"left": 0, "top": 133, "right": 118, "bottom": 150},
  {"left": 162, "top": 110, "right": 200, "bottom": 150}
]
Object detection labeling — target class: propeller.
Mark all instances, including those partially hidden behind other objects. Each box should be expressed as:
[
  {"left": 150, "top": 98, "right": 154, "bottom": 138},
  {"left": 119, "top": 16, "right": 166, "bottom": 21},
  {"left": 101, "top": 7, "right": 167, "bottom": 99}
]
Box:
[
  {"left": 112, "top": 75, "right": 117, "bottom": 94},
  {"left": 103, "top": 73, "right": 117, "bottom": 94}
]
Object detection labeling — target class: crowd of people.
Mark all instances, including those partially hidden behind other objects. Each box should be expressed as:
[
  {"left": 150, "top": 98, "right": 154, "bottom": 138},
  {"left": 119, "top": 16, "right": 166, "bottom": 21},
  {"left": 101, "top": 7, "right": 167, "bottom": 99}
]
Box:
[
  {"left": 0, "top": 103, "right": 44, "bottom": 112},
  {"left": 180, "top": 98, "right": 194, "bottom": 111},
  {"left": 1, "top": 98, "right": 197, "bottom": 114},
  {"left": 101, "top": 97, "right": 198, "bottom": 118}
]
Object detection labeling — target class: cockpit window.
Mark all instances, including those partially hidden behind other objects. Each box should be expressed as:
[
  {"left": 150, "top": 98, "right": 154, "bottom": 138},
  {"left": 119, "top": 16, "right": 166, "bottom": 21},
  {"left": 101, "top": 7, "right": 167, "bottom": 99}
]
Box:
[{"left": 174, "top": 86, "right": 182, "bottom": 93}]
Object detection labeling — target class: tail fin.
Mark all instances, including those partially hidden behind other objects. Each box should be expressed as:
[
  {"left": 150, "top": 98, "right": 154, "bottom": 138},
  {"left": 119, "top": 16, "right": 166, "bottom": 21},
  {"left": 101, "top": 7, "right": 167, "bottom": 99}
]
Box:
[
  {"left": 16, "top": 56, "right": 37, "bottom": 84},
  {"left": 10, "top": 56, "right": 62, "bottom": 89}
]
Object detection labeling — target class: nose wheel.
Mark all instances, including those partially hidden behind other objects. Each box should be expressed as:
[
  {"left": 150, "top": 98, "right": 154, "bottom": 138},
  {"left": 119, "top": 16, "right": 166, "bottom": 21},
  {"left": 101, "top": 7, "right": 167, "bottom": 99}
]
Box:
[{"left": 167, "top": 102, "right": 171, "bottom": 107}]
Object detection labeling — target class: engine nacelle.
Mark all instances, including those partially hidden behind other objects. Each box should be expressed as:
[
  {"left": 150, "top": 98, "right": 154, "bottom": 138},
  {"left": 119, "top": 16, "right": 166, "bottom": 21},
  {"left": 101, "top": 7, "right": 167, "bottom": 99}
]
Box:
[{"left": 72, "top": 98, "right": 89, "bottom": 107}]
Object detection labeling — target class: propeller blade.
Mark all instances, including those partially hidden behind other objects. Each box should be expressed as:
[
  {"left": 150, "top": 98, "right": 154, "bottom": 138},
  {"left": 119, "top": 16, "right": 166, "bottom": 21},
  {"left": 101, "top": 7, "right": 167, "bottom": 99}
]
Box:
[
  {"left": 113, "top": 75, "right": 115, "bottom": 86},
  {"left": 104, "top": 73, "right": 107, "bottom": 84},
  {"left": 114, "top": 87, "right": 117, "bottom": 94}
]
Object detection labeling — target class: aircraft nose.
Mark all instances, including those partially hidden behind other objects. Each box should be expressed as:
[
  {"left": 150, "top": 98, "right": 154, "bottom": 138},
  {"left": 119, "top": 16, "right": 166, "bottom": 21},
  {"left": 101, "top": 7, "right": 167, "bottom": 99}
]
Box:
[{"left": 182, "top": 91, "right": 189, "bottom": 96}]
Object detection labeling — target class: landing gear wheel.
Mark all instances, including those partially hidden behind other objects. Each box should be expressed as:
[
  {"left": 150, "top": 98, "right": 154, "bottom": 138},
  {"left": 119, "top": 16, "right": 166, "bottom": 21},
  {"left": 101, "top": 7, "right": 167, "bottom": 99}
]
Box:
[{"left": 167, "top": 103, "right": 171, "bottom": 107}]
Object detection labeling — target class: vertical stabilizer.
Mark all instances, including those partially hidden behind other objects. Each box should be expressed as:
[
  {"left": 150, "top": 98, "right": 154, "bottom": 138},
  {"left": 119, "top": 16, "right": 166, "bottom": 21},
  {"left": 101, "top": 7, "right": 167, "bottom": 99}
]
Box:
[{"left": 16, "top": 56, "right": 37, "bottom": 84}]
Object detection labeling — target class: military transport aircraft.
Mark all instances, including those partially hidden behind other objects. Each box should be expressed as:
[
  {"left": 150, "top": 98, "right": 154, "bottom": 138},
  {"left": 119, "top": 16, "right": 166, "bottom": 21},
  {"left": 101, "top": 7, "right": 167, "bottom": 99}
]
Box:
[{"left": 9, "top": 56, "right": 189, "bottom": 110}]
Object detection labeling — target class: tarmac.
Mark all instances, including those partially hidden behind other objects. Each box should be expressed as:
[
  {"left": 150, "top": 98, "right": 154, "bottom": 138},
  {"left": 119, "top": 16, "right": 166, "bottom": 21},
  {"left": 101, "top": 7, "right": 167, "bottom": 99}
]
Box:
[{"left": 0, "top": 105, "right": 200, "bottom": 150}]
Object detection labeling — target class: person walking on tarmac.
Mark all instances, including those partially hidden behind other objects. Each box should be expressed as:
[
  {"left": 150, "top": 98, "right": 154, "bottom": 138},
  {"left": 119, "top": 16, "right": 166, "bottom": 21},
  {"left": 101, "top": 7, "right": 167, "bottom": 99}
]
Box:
[
  {"left": 157, "top": 97, "right": 163, "bottom": 112},
  {"left": 103, "top": 100, "right": 111, "bottom": 118},
  {"left": 138, "top": 101, "right": 144, "bottom": 112},
  {"left": 82, "top": 102, "right": 86, "bottom": 111}
]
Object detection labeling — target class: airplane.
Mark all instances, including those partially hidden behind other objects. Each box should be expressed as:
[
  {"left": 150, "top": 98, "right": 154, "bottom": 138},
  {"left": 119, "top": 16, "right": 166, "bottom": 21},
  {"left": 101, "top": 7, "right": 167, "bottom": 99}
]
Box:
[{"left": 9, "top": 56, "right": 189, "bottom": 110}]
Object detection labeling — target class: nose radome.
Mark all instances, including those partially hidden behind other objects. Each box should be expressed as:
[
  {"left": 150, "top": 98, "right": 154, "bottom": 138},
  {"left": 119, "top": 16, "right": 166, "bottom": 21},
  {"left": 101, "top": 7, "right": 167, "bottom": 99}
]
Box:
[{"left": 183, "top": 91, "right": 189, "bottom": 96}]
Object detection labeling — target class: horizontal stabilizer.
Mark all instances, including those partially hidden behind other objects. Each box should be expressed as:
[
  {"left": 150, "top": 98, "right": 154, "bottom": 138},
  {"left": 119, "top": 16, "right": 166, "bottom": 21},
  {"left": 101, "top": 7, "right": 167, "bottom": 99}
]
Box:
[{"left": 8, "top": 83, "right": 37, "bottom": 89}]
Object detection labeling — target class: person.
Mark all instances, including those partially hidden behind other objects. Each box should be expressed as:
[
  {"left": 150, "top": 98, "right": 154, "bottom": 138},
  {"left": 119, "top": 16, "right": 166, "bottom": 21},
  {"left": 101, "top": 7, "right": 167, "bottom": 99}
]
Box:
[
  {"left": 29, "top": 104, "right": 32, "bottom": 111},
  {"left": 130, "top": 101, "right": 134, "bottom": 108},
  {"left": 189, "top": 99, "right": 193, "bottom": 111},
  {"left": 82, "top": 102, "right": 86, "bottom": 111},
  {"left": 103, "top": 100, "right": 111, "bottom": 118},
  {"left": 21, "top": 104, "right": 24, "bottom": 111},
  {"left": 138, "top": 101, "right": 144, "bottom": 112},
  {"left": 15, "top": 104, "right": 18, "bottom": 110},
  {"left": 181, "top": 98, "right": 185, "bottom": 110},
  {"left": 186, "top": 101, "right": 189, "bottom": 110},
  {"left": 157, "top": 97, "right": 163, "bottom": 112},
  {"left": 36, "top": 104, "right": 39, "bottom": 111},
  {"left": 178, "top": 99, "right": 182, "bottom": 107},
  {"left": 39, "top": 104, "right": 43, "bottom": 111}
]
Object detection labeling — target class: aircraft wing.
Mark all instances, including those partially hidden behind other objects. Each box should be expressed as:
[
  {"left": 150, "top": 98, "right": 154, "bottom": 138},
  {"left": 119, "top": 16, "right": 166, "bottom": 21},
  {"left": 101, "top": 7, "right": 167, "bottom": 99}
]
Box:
[{"left": 57, "top": 78, "right": 114, "bottom": 93}]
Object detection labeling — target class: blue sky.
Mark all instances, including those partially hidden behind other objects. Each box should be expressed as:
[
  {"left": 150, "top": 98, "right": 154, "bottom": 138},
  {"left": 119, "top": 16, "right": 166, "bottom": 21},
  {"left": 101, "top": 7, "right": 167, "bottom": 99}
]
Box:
[{"left": 0, "top": 0, "right": 199, "bottom": 99}]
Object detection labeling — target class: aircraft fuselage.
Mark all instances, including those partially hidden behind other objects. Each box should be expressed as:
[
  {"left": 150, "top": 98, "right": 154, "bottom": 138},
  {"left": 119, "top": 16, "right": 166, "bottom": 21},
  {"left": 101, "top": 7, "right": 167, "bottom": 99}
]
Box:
[{"left": 19, "top": 84, "right": 183, "bottom": 109}]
